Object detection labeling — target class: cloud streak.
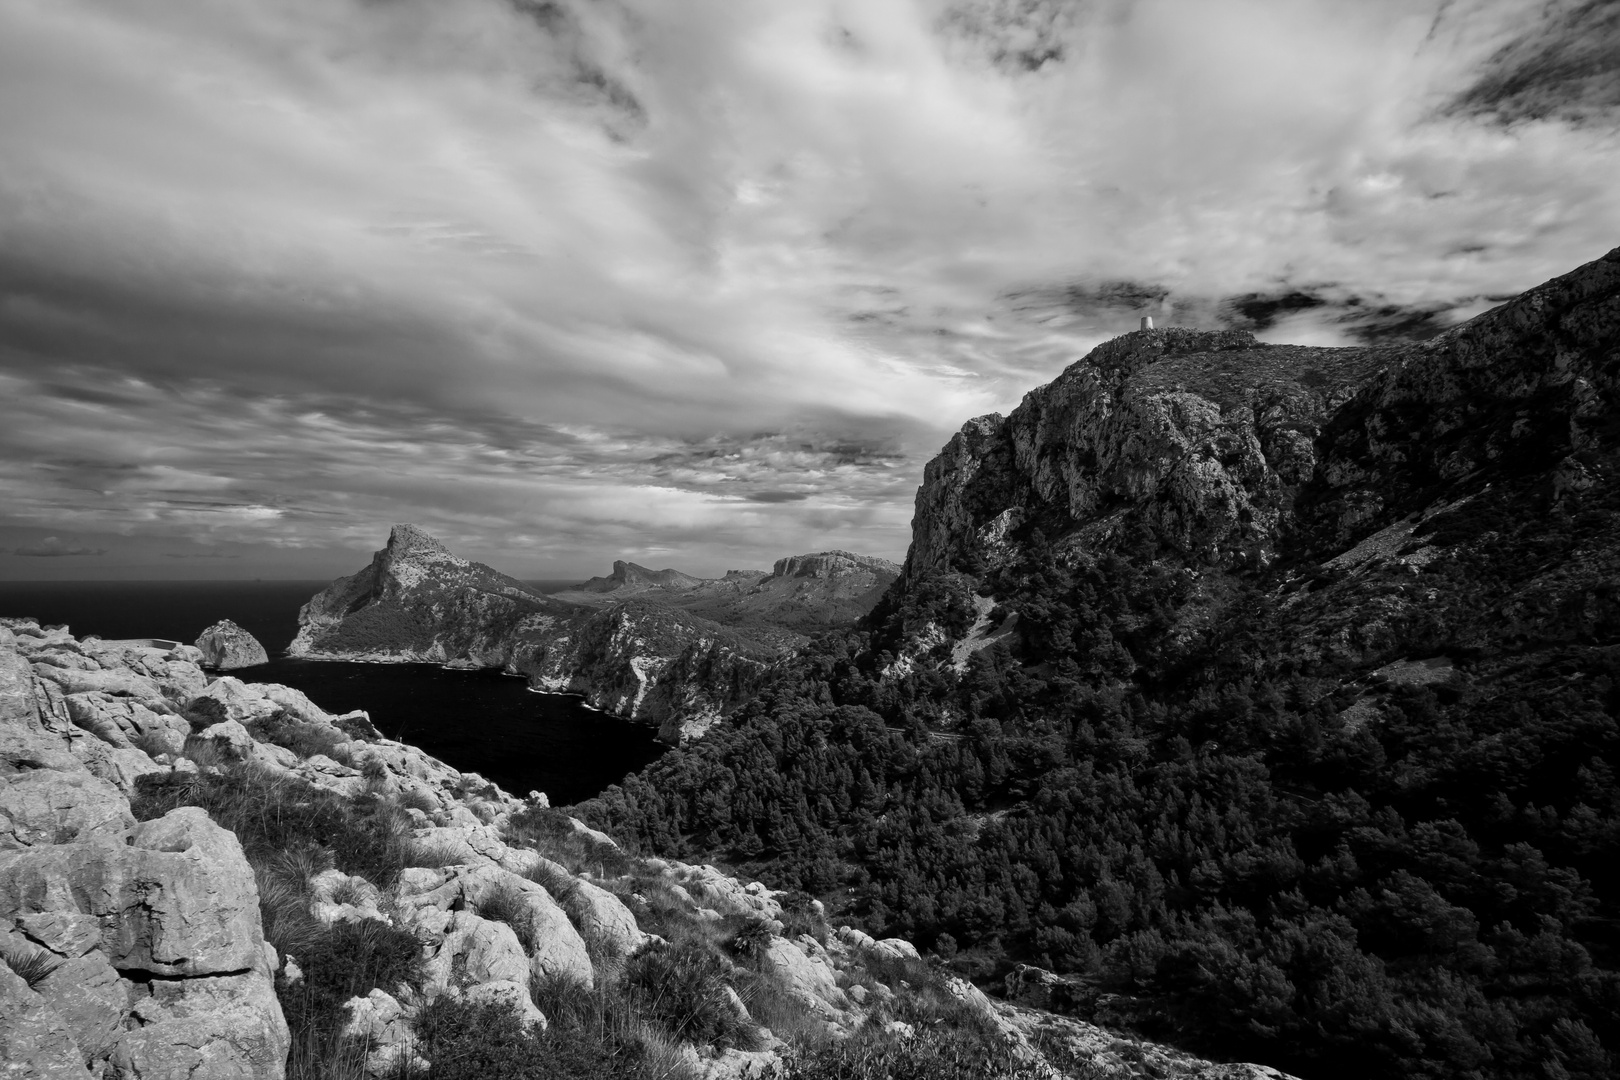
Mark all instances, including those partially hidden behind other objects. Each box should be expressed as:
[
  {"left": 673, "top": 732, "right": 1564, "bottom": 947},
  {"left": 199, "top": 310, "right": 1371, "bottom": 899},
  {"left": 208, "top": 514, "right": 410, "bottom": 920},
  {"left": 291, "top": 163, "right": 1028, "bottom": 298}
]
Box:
[{"left": 2, "top": 0, "right": 1617, "bottom": 577}]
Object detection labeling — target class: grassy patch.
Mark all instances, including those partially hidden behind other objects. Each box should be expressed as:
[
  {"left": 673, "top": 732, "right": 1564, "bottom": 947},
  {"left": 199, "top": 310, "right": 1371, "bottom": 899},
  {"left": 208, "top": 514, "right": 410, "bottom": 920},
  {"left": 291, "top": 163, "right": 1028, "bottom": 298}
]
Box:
[{"left": 411, "top": 992, "right": 646, "bottom": 1080}]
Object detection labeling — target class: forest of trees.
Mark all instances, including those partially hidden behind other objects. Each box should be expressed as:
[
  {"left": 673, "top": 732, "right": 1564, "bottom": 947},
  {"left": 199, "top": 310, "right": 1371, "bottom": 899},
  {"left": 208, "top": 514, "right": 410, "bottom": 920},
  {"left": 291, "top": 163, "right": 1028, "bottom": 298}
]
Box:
[{"left": 574, "top": 476, "right": 1620, "bottom": 1080}]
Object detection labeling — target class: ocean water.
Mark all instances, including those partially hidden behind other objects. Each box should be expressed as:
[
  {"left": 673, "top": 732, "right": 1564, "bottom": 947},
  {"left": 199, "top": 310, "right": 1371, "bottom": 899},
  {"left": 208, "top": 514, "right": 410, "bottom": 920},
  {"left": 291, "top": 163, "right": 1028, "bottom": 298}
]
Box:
[{"left": 0, "top": 580, "right": 663, "bottom": 805}]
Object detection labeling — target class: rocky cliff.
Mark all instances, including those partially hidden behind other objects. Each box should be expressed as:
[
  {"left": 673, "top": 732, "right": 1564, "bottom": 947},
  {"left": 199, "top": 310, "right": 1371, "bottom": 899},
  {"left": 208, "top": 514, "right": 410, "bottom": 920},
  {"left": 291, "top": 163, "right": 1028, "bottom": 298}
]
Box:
[
  {"left": 0, "top": 616, "right": 1285, "bottom": 1080},
  {"left": 906, "top": 246, "right": 1618, "bottom": 586},
  {"left": 294, "top": 531, "right": 900, "bottom": 743}
]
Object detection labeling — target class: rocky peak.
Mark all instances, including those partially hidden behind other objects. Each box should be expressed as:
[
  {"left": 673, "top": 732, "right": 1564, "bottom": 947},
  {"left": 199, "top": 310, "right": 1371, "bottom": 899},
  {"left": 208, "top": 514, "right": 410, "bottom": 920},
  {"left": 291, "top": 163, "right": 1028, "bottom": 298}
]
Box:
[
  {"left": 384, "top": 523, "right": 454, "bottom": 559},
  {"left": 905, "top": 246, "right": 1620, "bottom": 583},
  {"left": 772, "top": 551, "right": 903, "bottom": 580}
]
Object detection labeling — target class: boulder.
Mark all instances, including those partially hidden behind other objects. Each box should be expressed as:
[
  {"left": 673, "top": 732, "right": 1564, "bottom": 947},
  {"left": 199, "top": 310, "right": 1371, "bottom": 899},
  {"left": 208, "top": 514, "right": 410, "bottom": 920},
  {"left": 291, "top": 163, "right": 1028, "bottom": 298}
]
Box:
[
  {"left": 454, "top": 979, "right": 547, "bottom": 1031},
  {"left": 109, "top": 965, "right": 289, "bottom": 1080},
  {"left": 193, "top": 621, "right": 269, "bottom": 671},
  {"left": 760, "top": 936, "right": 847, "bottom": 1013},
  {"left": 342, "top": 988, "right": 425, "bottom": 1078},
  {"left": 549, "top": 869, "right": 646, "bottom": 958},
  {"left": 0, "top": 807, "right": 266, "bottom": 977},
  {"left": 397, "top": 864, "right": 594, "bottom": 989},
  {"left": 0, "top": 768, "right": 133, "bottom": 849},
  {"left": 420, "top": 910, "right": 530, "bottom": 991}
]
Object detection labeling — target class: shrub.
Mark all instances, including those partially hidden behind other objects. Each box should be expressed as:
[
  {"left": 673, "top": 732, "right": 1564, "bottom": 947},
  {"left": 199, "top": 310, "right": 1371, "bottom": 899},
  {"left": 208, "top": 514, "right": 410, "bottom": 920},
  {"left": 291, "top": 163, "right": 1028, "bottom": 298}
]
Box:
[
  {"left": 523, "top": 860, "right": 582, "bottom": 910},
  {"left": 621, "top": 940, "right": 758, "bottom": 1051},
  {"left": 280, "top": 919, "right": 423, "bottom": 1080},
  {"left": 411, "top": 994, "right": 644, "bottom": 1080},
  {"left": 246, "top": 710, "right": 348, "bottom": 762},
  {"left": 395, "top": 787, "right": 439, "bottom": 815}
]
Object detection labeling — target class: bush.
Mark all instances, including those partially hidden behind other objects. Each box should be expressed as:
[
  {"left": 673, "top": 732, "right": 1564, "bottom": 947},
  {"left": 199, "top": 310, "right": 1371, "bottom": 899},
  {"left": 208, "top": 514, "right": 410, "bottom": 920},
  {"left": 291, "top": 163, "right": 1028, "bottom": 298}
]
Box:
[
  {"left": 411, "top": 994, "right": 644, "bottom": 1080},
  {"left": 280, "top": 920, "right": 423, "bottom": 1080},
  {"left": 246, "top": 710, "right": 349, "bottom": 762},
  {"left": 621, "top": 940, "right": 758, "bottom": 1051},
  {"left": 131, "top": 762, "right": 416, "bottom": 888}
]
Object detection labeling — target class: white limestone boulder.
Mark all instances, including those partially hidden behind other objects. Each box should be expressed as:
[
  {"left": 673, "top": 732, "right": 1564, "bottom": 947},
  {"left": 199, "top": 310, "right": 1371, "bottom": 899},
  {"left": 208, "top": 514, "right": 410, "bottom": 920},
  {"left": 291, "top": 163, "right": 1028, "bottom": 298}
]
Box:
[{"left": 0, "top": 768, "right": 133, "bottom": 849}]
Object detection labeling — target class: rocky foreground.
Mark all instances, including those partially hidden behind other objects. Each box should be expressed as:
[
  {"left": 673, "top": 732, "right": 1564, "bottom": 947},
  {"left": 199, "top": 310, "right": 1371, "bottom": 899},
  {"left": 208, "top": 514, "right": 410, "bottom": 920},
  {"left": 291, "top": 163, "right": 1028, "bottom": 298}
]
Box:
[{"left": 0, "top": 616, "right": 1293, "bottom": 1079}]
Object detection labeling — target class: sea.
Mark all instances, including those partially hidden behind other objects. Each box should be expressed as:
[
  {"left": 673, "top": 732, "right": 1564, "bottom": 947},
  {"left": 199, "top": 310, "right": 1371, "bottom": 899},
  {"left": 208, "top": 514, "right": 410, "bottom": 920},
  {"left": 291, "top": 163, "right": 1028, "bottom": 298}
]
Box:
[{"left": 0, "top": 580, "right": 666, "bottom": 806}]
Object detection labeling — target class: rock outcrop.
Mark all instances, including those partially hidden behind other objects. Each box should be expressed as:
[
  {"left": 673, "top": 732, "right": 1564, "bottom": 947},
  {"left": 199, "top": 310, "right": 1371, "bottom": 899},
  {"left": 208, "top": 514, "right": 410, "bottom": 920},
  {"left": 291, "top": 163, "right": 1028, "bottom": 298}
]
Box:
[
  {"left": 194, "top": 619, "right": 270, "bottom": 670},
  {"left": 0, "top": 623, "right": 289, "bottom": 1077},
  {"left": 905, "top": 246, "right": 1620, "bottom": 588}
]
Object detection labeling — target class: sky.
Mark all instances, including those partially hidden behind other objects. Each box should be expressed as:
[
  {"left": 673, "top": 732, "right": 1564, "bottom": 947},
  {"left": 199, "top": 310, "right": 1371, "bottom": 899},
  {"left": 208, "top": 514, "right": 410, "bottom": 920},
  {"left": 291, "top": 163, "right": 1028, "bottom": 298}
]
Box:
[{"left": 1, "top": 0, "right": 1617, "bottom": 581}]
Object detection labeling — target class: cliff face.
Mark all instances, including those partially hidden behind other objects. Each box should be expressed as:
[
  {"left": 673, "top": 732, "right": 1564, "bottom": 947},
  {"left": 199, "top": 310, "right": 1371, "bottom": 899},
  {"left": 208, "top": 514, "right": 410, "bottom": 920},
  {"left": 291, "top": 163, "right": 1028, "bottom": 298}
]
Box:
[
  {"left": 289, "top": 524, "right": 557, "bottom": 665},
  {"left": 906, "top": 247, "right": 1619, "bottom": 585},
  {"left": 289, "top": 530, "right": 846, "bottom": 742}
]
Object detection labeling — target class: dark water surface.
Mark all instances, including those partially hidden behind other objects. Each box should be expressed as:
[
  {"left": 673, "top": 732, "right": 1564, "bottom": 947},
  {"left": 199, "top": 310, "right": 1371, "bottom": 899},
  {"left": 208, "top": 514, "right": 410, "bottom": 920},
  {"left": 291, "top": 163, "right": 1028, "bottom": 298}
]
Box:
[{"left": 0, "top": 580, "right": 662, "bottom": 805}]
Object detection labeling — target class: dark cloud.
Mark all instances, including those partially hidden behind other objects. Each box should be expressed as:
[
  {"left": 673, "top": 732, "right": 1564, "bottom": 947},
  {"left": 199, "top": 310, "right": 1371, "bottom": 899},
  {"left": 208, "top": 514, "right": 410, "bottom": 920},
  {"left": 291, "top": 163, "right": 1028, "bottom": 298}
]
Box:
[
  {"left": 1447, "top": 0, "right": 1620, "bottom": 124},
  {"left": 746, "top": 491, "right": 811, "bottom": 503}
]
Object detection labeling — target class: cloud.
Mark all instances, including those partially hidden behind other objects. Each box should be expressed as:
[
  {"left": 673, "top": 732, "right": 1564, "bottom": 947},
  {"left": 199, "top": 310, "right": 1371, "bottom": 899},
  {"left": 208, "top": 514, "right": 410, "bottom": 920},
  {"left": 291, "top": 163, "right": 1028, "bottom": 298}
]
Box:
[
  {"left": 10, "top": 537, "right": 107, "bottom": 557},
  {"left": 1, "top": 0, "right": 1617, "bottom": 576}
]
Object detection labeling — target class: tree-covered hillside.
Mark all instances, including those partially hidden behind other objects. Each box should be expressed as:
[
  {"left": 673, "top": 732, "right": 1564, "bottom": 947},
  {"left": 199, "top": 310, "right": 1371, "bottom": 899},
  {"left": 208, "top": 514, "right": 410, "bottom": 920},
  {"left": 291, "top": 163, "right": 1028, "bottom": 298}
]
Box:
[{"left": 574, "top": 250, "right": 1620, "bottom": 1080}]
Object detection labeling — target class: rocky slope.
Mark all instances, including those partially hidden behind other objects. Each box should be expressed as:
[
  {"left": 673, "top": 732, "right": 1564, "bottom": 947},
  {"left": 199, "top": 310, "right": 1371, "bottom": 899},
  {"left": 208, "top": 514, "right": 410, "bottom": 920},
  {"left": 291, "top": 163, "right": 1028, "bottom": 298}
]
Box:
[
  {"left": 292, "top": 529, "right": 899, "bottom": 743},
  {"left": 907, "top": 246, "right": 1618, "bottom": 587},
  {"left": 0, "top": 616, "right": 1289, "bottom": 1080}
]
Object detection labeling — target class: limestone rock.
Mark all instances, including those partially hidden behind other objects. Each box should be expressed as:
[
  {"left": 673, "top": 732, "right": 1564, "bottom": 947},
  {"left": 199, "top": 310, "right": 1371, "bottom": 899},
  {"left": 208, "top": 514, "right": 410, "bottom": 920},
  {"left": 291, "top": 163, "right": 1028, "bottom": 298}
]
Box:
[
  {"left": 454, "top": 979, "right": 546, "bottom": 1031},
  {"left": 0, "top": 807, "right": 266, "bottom": 977},
  {"left": 0, "top": 963, "right": 95, "bottom": 1079},
  {"left": 194, "top": 620, "right": 269, "bottom": 671},
  {"left": 342, "top": 988, "right": 425, "bottom": 1078},
  {"left": 556, "top": 874, "right": 646, "bottom": 958},
  {"left": 109, "top": 965, "right": 289, "bottom": 1080},
  {"left": 420, "top": 910, "right": 531, "bottom": 991},
  {"left": 760, "top": 936, "right": 847, "bottom": 1014},
  {"left": 0, "top": 768, "right": 133, "bottom": 849},
  {"left": 32, "top": 951, "right": 128, "bottom": 1066},
  {"left": 397, "top": 864, "right": 594, "bottom": 989}
]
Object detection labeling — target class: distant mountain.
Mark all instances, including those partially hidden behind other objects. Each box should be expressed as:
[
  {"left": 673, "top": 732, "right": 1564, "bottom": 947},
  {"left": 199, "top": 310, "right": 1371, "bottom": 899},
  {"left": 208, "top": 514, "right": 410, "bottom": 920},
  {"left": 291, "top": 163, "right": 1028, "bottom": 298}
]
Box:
[
  {"left": 290, "top": 527, "right": 899, "bottom": 742},
  {"left": 575, "top": 560, "right": 708, "bottom": 593},
  {"left": 578, "top": 246, "right": 1620, "bottom": 1079},
  {"left": 555, "top": 549, "right": 902, "bottom": 645}
]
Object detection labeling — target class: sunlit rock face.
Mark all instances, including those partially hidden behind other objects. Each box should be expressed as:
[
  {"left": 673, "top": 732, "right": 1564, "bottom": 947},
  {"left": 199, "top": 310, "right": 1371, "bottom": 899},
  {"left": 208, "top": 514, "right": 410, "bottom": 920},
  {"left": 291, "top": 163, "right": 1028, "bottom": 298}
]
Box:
[{"left": 906, "top": 246, "right": 1620, "bottom": 584}]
